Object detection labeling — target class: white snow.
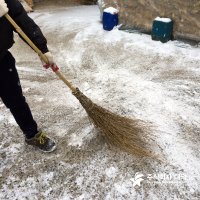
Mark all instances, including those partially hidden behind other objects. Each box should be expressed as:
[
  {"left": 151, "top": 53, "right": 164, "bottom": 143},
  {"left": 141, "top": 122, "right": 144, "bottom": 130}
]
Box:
[
  {"left": 75, "top": 176, "right": 84, "bottom": 186},
  {"left": 155, "top": 17, "right": 172, "bottom": 23},
  {"left": 105, "top": 167, "right": 118, "bottom": 178},
  {"left": 0, "top": 114, "right": 3, "bottom": 121},
  {"left": 0, "top": 4, "right": 200, "bottom": 200},
  {"left": 103, "top": 7, "right": 119, "bottom": 14},
  {"left": 8, "top": 116, "right": 18, "bottom": 126},
  {"left": 68, "top": 126, "right": 94, "bottom": 147}
]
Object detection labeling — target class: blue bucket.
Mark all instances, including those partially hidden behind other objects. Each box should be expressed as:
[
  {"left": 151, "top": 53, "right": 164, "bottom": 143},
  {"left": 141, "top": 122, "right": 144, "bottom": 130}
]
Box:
[{"left": 103, "top": 11, "right": 118, "bottom": 31}]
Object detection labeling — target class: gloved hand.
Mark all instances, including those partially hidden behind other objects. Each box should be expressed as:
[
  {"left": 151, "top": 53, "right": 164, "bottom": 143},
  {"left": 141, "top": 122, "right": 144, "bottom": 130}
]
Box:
[
  {"left": 42, "top": 51, "right": 59, "bottom": 72},
  {"left": 0, "top": 0, "right": 9, "bottom": 18},
  {"left": 44, "top": 52, "right": 55, "bottom": 65}
]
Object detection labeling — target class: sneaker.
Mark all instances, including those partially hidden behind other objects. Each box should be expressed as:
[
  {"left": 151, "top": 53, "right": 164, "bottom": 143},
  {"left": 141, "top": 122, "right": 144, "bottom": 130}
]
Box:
[{"left": 25, "top": 131, "right": 56, "bottom": 152}]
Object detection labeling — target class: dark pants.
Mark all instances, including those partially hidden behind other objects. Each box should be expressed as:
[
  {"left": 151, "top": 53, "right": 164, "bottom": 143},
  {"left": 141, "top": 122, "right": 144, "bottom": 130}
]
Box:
[{"left": 0, "top": 51, "right": 38, "bottom": 138}]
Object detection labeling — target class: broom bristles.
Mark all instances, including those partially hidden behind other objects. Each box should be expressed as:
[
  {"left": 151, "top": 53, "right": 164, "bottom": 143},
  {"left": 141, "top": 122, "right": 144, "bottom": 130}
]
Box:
[{"left": 73, "top": 88, "right": 158, "bottom": 158}]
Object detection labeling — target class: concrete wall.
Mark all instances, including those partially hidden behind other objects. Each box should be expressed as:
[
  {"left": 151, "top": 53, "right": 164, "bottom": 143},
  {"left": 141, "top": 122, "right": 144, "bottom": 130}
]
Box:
[
  {"left": 33, "top": 0, "right": 97, "bottom": 5},
  {"left": 103, "top": 0, "right": 200, "bottom": 41},
  {"left": 23, "top": 0, "right": 97, "bottom": 10}
]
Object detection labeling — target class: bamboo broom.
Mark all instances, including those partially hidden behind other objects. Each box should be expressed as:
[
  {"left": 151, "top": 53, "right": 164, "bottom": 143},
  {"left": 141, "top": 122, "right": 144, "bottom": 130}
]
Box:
[{"left": 5, "top": 14, "right": 155, "bottom": 157}]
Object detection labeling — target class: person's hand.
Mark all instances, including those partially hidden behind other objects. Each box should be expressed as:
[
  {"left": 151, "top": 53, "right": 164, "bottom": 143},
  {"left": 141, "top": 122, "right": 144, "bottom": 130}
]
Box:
[
  {"left": 42, "top": 52, "right": 59, "bottom": 72},
  {"left": 44, "top": 52, "right": 55, "bottom": 65},
  {"left": 0, "top": 0, "right": 9, "bottom": 18}
]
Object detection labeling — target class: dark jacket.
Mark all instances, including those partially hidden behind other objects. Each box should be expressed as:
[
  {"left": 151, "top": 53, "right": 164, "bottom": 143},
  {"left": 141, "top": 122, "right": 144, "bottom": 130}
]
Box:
[{"left": 0, "top": 0, "right": 48, "bottom": 59}]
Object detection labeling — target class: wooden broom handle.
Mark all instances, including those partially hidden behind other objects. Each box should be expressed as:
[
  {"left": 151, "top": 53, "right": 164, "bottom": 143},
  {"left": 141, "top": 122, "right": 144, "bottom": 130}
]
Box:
[{"left": 5, "top": 14, "right": 77, "bottom": 93}]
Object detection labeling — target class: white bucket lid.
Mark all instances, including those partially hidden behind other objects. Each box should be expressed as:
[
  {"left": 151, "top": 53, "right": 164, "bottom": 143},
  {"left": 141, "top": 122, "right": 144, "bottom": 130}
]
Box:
[
  {"left": 104, "top": 7, "right": 119, "bottom": 14},
  {"left": 155, "top": 17, "right": 172, "bottom": 23}
]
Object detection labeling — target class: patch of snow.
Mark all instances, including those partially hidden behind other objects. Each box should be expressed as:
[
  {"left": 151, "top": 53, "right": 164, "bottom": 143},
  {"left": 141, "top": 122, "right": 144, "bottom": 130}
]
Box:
[
  {"left": 155, "top": 17, "right": 172, "bottom": 23},
  {"left": 114, "top": 181, "right": 131, "bottom": 195},
  {"left": 75, "top": 176, "right": 84, "bottom": 186},
  {"left": 38, "top": 172, "right": 54, "bottom": 186},
  {"left": 104, "top": 7, "right": 119, "bottom": 14},
  {"left": 8, "top": 116, "right": 18, "bottom": 126},
  {"left": 68, "top": 126, "right": 94, "bottom": 147},
  {"left": 0, "top": 114, "right": 4, "bottom": 121},
  {"left": 9, "top": 143, "right": 22, "bottom": 154},
  {"left": 0, "top": 176, "right": 38, "bottom": 199},
  {"left": 105, "top": 166, "right": 118, "bottom": 178}
]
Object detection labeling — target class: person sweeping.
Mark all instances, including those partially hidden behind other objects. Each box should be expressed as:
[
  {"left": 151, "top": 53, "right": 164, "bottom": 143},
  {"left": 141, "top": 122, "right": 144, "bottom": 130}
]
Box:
[
  {"left": 0, "top": 0, "right": 56, "bottom": 152},
  {"left": 2, "top": 1, "right": 160, "bottom": 159}
]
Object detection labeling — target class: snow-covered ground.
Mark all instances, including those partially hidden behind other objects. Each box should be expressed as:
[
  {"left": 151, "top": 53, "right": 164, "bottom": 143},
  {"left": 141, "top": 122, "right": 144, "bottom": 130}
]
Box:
[{"left": 0, "top": 5, "right": 200, "bottom": 200}]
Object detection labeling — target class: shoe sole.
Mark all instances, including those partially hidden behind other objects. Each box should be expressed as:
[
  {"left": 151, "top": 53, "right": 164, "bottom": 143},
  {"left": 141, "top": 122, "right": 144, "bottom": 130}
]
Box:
[
  {"left": 25, "top": 141, "right": 57, "bottom": 153},
  {"left": 41, "top": 144, "right": 57, "bottom": 153}
]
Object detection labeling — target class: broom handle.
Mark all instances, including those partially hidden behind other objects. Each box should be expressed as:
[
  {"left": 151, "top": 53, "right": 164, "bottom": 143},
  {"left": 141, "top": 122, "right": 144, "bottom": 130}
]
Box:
[{"left": 5, "top": 14, "right": 77, "bottom": 93}]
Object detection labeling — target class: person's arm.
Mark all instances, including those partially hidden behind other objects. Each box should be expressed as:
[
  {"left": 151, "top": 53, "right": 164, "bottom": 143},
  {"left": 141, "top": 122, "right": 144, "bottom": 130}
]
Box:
[{"left": 5, "top": 0, "right": 55, "bottom": 65}]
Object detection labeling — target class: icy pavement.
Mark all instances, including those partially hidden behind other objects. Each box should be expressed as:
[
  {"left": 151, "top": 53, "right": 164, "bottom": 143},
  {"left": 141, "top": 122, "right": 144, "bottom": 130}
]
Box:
[{"left": 0, "top": 5, "right": 200, "bottom": 200}]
